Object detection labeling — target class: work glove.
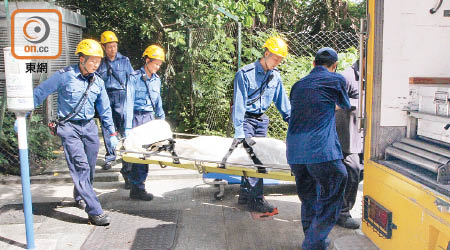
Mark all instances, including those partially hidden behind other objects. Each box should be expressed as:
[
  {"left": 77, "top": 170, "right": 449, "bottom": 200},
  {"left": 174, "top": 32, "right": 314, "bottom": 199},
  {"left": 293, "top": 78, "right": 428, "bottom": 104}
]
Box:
[
  {"left": 124, "top": 128, "right": 132, "bottom": 137},
  {"left": 110, "top": 135, "right": 119, "bottom": 149}
]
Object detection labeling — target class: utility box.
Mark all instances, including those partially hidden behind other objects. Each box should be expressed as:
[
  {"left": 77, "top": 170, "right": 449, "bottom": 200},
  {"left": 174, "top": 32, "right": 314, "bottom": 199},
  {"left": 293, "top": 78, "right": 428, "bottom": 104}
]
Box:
[{"left": 0, "top": 2, "right": 86, "bottom": 120}]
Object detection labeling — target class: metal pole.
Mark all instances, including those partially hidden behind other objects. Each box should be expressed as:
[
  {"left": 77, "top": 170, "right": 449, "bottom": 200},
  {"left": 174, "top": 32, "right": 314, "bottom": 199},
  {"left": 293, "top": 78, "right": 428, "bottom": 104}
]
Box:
[
  {"left": 212, "top": 4, "right": 241, "bottom": 70},
  {"left": 385, "top": 147, "right": 440, "bottom": 173},
  {"left": 358, "top": 18, "right": 367, "bottom": 132},
  {"left": 212, "top": 4, "right": 242, "bottom": 136},
  {"left": 16, "top": 113, "right": 36, "bottom": 250},
  {"left": 0, "top": 0, "right": 10, "bottom": 135},
  {"left": 237, "top": 22, "right": 241, "bottom": 70}
]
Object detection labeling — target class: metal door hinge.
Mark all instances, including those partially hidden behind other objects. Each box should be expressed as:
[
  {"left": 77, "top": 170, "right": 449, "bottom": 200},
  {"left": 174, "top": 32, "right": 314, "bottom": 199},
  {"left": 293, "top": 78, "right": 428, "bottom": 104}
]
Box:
[{"left": 435, "top": 197, "right": 450, "bottom": 213}]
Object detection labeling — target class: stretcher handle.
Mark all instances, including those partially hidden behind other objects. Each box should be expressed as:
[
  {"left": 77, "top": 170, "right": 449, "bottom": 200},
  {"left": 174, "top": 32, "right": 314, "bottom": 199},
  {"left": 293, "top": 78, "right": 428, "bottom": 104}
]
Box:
[{"left": 116, "top": 149, "right": 291, "bottom": 171}]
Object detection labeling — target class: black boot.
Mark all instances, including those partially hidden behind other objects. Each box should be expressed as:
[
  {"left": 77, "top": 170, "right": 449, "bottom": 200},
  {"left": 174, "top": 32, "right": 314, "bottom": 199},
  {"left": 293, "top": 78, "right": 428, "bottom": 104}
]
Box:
[
  {"left": 237, "top": 191, "right": 249, "bottom": 205},
  {"left": 337, "top": 216, "right": 360, "bottom": 229},
  {"left": 102, "top": 161, "right": 112, "bottom": 170},
  {"left": 88, "top": 213, "right": 111, "bottom": 226},
  {"left": 130, "top": 186, "right": 154, "bottom": 201},
  {"left": 248, "top": 198, "right": 278, "bottom": 215},
  {"left": 120, "top": 164, "right": 131, "bottom": 189},
  {"left": 121, "top": 172, "right": 130, "bottom": 189}
]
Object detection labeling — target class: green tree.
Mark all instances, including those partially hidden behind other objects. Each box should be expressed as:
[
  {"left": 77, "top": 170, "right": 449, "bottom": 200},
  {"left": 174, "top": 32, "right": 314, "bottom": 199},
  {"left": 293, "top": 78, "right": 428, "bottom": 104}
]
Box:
[
  {"left": 56, "top": 0, "right": 364, "bottom": 136},
  {"left": 259, "top": 0, "right": 366, "bottom": 33}
]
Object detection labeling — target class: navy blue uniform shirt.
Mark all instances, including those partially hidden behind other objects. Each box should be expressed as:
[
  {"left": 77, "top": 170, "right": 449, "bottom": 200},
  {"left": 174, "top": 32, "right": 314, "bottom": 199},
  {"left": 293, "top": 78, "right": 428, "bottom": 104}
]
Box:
[
  {"left": 97, "top": 52, "right": 134, "bottom": 90},
  {"left": 124, "top": 67, "right": 165, "bottom": 129},
  {"left": 286, "top": 66, "right": 351, "bottom": 164},
  {"left": 33, "top": 65, "right": 116, "bottom": 135},
  {"left": 233, "top": 60, "right": 291, "bottom": 138}
]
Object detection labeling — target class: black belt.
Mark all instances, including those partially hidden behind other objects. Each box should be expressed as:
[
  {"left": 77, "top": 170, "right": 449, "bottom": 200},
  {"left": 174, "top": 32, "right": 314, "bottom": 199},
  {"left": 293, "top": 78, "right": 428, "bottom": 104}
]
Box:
[
  {"left": 245, "top": 112, "right": 265, "bottom": 119},
  {"left": 134, "top": 110, "right": 154, "bottom": 115},
  {"left": 106, "top": 88, "right": 125, "bottom": 92},
  {"left": 64, "top": 119, "right": 93, "bottom": 125}
]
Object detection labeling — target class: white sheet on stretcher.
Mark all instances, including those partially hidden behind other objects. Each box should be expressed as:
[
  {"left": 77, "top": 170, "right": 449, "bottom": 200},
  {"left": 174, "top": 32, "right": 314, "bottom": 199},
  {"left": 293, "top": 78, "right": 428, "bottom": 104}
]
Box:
[{"left": 123, "top": 120, "right": 290, "bottom": 171}]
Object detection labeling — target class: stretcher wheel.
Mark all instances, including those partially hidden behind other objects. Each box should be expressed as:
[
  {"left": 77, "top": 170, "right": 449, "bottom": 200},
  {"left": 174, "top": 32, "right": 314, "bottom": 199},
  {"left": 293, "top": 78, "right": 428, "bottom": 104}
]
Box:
[
  {"left": 214, "top": 191, "right": 224, "bottom": 200},
  {"left": 214, "top": 184, "right": 225, "bottom": 200}
]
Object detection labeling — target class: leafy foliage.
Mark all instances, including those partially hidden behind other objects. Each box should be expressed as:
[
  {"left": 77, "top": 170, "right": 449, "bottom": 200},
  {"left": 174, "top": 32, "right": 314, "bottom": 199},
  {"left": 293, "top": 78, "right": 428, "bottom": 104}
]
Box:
[
  {"left": 265, "top": 46, "right": 359, "bottom": 140},
  {"left": 54, "top": 0, "right": 363, "bottom": 138},
  {"left": 0, "top": 1, "right": 364, "bottom": 175},
  {"left": 0, "top": 111, "right": 57, "bottom": 175},
  {"left": 260, "top": 0, "right": 366, "bottom": 34}
]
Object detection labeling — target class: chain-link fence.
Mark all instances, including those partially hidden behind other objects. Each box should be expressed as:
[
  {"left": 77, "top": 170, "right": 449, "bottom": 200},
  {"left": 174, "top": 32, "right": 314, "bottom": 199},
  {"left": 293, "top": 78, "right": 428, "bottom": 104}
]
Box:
[
  {"left": 165, "top": 27, "right": 359, "bottom": 139},
  {"left": 0, "top": 16, "right": 359, "bottom": 173},
  {"left": 262, "top": 30, "right": 360, "bottom": 139},
  {"left": 190, "top": 22, "right": 239, "bottom": 136},
  {"left": 163, "top": 22, "right": 239, "bottom": 136},
  {"left": 277, "top": 30, "right": 359, "bottom": 57}
]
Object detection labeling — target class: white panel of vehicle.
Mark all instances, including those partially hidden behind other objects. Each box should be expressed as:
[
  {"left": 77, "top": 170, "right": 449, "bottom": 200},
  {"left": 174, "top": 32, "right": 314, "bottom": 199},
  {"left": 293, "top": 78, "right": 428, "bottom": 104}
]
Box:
[{"left": 381, "top": 0, "right": 450, "bottom": 126}]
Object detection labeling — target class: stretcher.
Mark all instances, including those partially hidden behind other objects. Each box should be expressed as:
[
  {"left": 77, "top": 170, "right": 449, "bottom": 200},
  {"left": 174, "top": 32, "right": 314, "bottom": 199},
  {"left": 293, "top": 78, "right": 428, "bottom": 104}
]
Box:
[
  {"left": 116, "top": 121, "right": 295, "bottom": 201},
  {"left": 118, "top": 145, "right": 295, "bottom": 200}
]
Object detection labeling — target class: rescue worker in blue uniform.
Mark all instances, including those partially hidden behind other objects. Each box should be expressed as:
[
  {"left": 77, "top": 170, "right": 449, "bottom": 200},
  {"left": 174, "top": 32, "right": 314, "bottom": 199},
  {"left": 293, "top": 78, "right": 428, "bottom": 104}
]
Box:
[
  {"left": 97, "top": 31, "right": 134, "bottom": 187},
  {"left": 33, "top": 39, "right": 118, "bottom": 226},
  {"left": 232, "top": 37, "right": 291, "bottom": 215},
  {"left": 335, "top": 60, "right": 363, "bottom": 229},
  {"left": 123, "top": 45, "right": 165, "bottom": 201},
  {"left": 287, "top": 47, "right": 351, "bottom": 250}
]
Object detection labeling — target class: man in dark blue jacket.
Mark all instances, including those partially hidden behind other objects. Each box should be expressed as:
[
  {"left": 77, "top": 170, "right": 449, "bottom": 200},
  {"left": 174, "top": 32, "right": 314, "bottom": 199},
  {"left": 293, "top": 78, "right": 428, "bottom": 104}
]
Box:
[
  {"left": 287, "top": 47, "right": 351, "bottom": 250},
  {"left": 232, "top": 37, "right": 291, "bottom": 215},
  {"left": 123, "top": 45, "right": 166, "bottom": 201},
  {"left": 33, "top": 39, "right": 118, "bottom": 226},
  {"left": 97, "top": 31, "right": 134, "bottom": 177}
]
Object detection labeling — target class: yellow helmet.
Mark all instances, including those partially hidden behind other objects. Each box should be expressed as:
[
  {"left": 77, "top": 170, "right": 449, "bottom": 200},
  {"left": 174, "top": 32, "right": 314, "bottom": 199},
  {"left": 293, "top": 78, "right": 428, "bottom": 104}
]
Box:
[
  {"left": 142, "top": 45, "right": 165, "bottom": 62},
  {"left": 262, "top": 37, "right": 288, "bottom": 57},
  {"left": 100, "top": 31, "right": 118, "bottom": 44},
  {"left": 75, "top": 39, "right": 104, "bottom": 57}
]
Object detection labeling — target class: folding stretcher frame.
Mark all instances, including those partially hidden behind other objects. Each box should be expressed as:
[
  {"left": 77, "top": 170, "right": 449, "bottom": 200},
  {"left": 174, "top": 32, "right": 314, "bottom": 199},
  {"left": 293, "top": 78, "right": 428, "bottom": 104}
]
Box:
[{"left": 118, "top": 149, "right": 295, "bottom": 200}]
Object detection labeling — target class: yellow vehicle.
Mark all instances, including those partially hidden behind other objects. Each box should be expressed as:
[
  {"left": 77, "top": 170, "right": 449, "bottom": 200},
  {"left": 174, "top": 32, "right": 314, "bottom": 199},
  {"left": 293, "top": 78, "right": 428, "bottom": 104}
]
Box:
[{"left": 362, "top": 0, "right": 450, "bottom": 249}]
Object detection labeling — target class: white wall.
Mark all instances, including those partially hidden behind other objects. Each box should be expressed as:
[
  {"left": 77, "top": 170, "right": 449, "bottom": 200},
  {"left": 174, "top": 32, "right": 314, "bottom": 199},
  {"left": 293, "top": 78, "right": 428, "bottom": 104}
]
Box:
[{"left": 381, "top": 1, "right": 450, "bottom": 126}]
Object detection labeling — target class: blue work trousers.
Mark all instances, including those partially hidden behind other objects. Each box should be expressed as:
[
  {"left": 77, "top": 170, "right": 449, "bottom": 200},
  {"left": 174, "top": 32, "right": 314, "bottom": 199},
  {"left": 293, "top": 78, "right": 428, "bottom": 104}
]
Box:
[
  {"left": 57, "top": 119, "right": 103, "bottom": 216},
  {"left": 240, "top": 113, "right": 269, "bottom": 199},
  {"left": 290, "top": 160, "right": 347, "bottom": 250},
  {"left": 129, "top": 111, "right": 155, "bottom": 189},
  {"left": 101, "top": 89, "right": 126, "bottom": 163}
]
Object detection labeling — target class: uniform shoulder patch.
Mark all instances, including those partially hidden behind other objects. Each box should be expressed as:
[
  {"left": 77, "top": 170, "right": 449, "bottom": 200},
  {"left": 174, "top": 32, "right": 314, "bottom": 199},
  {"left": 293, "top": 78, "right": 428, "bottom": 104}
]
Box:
[
  {"left": 58, "top": 66, "right": 72, "bottom": 73},
  {"left": 241, "top": 63, "right": 255, "bottom": 73},
  {"left": 131, "top": 70, "right": 141, "bottom": 76}
]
